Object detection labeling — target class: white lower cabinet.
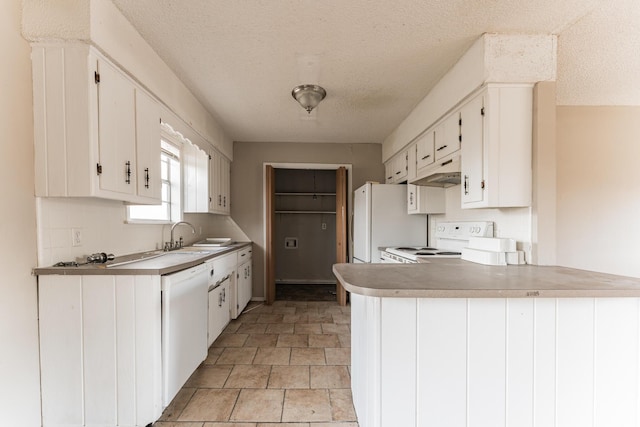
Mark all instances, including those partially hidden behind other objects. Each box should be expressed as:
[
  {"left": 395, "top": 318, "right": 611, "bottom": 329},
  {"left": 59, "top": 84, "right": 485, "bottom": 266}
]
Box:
[
  {"left": 351, "top": 294, "right": 640, "bottom": 427},
  {"left": 207, "top": 276, "right": 230, "bottom": 347},
  {"left": 236, "top": 246, "right": 253, "bottom": 315},
  {"left": 207, "top": 252, "right": 235, "bottom": 346},
  {"left": 38, "top": 275, "right": 162, "bottom": 427}
]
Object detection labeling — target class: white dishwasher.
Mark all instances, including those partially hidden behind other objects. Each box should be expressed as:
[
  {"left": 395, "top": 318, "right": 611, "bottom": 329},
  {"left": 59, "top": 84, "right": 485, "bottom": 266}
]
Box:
[{"left": 161, "top": 263, "right": 208, "bottom": 407}]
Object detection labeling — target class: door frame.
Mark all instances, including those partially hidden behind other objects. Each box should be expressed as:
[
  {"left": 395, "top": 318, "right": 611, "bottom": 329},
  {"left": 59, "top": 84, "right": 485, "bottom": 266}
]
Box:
[{"left": 263, "top": 162, "right": 353, "bottom": 304}]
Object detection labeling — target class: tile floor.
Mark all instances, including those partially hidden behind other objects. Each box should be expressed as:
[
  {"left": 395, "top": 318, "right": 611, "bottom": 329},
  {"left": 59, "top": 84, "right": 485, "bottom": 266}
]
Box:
[{"left": 154, "top": 300, "right": 359, "bottom": 427}]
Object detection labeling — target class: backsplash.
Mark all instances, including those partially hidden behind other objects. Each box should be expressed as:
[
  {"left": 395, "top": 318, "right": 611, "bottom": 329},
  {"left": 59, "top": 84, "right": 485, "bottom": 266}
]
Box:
[
  {"left": 429, "top": 185, "right": 532, "bottom": 261},
  {"left": 36, "top": 197, "right": 248, "bottom": 267}
]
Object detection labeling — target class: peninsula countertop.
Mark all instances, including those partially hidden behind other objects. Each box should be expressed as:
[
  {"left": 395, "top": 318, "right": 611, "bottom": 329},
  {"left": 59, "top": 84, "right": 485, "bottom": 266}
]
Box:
[
  {"left": 332, "top": 258, "right": 640, "bottom": 298},
  {"left": 34, "top": 242, "right": 252, "bottom": 276}
]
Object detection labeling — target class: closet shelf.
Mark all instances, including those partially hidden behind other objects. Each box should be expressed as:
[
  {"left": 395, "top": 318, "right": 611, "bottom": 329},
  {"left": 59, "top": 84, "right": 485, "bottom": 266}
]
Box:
[
  {"left": 275, "top": 210, "right": 336, "bottom": 214},
  {"left": 275, "top": 192, "right": 336, "bottom": 196}
]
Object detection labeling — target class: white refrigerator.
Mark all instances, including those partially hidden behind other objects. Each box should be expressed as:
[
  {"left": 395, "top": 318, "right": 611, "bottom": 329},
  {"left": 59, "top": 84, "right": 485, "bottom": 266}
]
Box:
[{"left": 353, "top": 183, "right": 428, "bottom": 263}]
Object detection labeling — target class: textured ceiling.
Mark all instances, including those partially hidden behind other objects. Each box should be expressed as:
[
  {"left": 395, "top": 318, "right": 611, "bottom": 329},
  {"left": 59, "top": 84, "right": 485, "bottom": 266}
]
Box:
[{"left": 111, "top": 0, "right": 604, "bottom": 143}]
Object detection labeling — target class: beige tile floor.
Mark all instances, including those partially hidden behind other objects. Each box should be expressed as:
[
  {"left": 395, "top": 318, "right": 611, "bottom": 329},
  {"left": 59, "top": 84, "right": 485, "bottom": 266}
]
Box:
[{"left": 154, "top": 300, "right": 359, "bottom": 427}]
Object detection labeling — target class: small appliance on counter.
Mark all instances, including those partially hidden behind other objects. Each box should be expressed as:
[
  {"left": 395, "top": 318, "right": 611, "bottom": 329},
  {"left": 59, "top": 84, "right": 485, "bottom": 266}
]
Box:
[
  {"left": 381, "top": 221, "right": 494, "bottom": 263},
  {"left": 462, "top": 237, "right": 525, "bottom": 265},
  {"left": 53, "top": 252, "right": 115, "bottom": 267}
]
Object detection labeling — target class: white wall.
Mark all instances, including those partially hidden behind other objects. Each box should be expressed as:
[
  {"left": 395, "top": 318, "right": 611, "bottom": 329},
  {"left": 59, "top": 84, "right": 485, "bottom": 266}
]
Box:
[
  {"left": 0, "top": 1, "right": 43, "bottom": 425},
  {"left": 554, "top": 0, "right": 640, "bottom": 278}
]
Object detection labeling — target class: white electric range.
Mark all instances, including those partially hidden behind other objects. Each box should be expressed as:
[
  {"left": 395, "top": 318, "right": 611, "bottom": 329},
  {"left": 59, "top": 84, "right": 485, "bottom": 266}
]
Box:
[{"left": 380, "top": 221, "right": 494, "bottom": 263}]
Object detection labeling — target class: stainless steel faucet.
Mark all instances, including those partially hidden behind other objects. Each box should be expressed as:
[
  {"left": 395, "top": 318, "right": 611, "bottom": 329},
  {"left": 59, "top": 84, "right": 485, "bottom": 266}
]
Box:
[{"left": 165, "top": 221, "right": 196, "bottom": 251}]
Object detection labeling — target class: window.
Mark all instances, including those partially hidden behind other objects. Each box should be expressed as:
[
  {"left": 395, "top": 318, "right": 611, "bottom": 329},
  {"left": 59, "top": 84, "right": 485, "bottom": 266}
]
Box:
[{"left": 127, "top": 136, "right": 182, "bottom": 223}]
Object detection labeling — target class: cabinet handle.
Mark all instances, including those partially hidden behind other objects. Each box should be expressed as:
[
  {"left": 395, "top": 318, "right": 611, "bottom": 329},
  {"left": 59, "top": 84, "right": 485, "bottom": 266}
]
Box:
[
  {"left": 218, "top": 291, "right": 222, "bottom": 307},
  {"left": 218, "top": 195, "right": 222, "bottom": 206},
  {"left": 464, "top": 175, "right": 469, "bottom": 195},
  {"left": 125, "top": 161, "right": 131, "bottom": 184},
  {"left": 144, "top": 168, "right": 150, "bottom": 189},
  {"left": 395, "top": 171, "right": 401, "bottom": 175},
  {"left": 222, "top": 288, "right": 226, "bottom": 302},
  {"left": 421, "top": 155, "right": 431, "bottom": 160},
  {"left": 387, "top": 176, "right": 392, "bottom": 180},
  {"left": 409, "top": 192, "right": 414, "bottom": 204},
  {"left": 441, "top": 159, "right": 453, "bottom": 166},
  {"left": 436, "top": 145, "right": 448, "bottom": 152},
  {"left": 224, "top": 196, "right": 226, "bottom": 207}
]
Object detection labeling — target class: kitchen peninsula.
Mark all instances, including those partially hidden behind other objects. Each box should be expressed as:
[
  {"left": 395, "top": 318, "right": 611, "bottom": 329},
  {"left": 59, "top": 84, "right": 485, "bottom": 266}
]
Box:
[{"left": 333, "top": 260, "right": 640, "bottom": 427}]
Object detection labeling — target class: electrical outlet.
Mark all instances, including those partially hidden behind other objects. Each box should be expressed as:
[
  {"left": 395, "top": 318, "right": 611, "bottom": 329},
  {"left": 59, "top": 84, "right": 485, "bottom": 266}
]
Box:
[
  {"left": 321, "top": 223, "right": 327, "bottom": 230},
  {"left": 71, "top": 228, "right": 83, "bottom": 247}
]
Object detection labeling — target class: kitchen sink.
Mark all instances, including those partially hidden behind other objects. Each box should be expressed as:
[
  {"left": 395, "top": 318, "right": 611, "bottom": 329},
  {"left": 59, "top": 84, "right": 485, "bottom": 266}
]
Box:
[
  {"left": 107, "top": 251, "right": 209, "bottom": 269},
  {"left": 173, "top": 246, "right": 226, "bottom": 253}
]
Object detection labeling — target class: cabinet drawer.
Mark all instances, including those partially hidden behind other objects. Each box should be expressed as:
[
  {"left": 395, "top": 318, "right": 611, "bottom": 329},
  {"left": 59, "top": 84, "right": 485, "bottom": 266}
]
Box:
[
  {"left": 213, "top": 253, "right": 236, "bottom": 276},
  {"left": 237, "top": 246, "right": 253, "bottom": 263}
]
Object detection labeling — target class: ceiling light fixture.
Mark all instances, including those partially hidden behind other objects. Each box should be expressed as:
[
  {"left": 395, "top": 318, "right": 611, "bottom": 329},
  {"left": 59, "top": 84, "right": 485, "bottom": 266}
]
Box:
[{"left": 291, "top": 84, "right": 326, "bottom": 114}]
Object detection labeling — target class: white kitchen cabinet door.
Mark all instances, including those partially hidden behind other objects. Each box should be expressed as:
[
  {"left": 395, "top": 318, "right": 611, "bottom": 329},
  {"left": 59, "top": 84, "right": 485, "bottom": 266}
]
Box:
[
  {"left": 237, "top": 246, "right": 253, "bottom": 314},
  {"left": 208, "top": 281, "right": 230, "bottom": 346},
  {"left": 461, "top": 84, "right": 533, "bottom": 209},
  {"left": 95, "top": 55, "right": 137, "bottom": 197},
  {"left": 460, "top": 94, "right": 485, "bottom": 204},
  {"left": 415, "top": 130, "right": 435, "bottom": 172},
  {"left": 434, "top": 111, "right": 461, "bottom": 160},
  {"left": 384, "top": 160, "right": 393, "bottom": 183},
  {"left": 208, "top": 150, "right": 231, "bottom": 215},
  {"left": 135, "top": 88, "right": 161, "bottom": 201},
  {"left": 183, "top": 143, "right": 210, "bottom": 213},
  {"left": 237, "top": 260, "right": 252, "bottom": 314}
]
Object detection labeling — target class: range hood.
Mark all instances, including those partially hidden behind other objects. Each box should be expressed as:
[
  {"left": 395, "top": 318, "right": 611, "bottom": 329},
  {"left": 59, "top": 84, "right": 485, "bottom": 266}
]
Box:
[{"left": 410, "top": 155, "right": 461, "bottom": 187}]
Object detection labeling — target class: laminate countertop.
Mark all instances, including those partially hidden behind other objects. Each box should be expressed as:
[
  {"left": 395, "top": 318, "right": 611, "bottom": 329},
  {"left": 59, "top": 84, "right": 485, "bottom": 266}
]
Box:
[
  {"left": 34, "top": 242, "right": 252, "bottom": 276},
  {"left": 332, "top": 258, "right": 640, "bottom": 298}
]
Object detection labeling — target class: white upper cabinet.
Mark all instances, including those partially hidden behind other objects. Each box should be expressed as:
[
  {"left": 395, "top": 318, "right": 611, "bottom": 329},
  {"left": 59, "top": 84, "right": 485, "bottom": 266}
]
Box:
[
  {"left": 31, "top": 43, "right": 161, "bottom": 204},
  {"left": 461, "top": 84, "right": 533, "bottom": 209},
  {"left": 183, "top": 142, "right": 210, "bottom": 213},
  {"left": 435, "top": 111, "right": 461, "bottom": 160},
  {"left": 415, "top": 130, "right": 435, "bottom": 172},
  {"left": 384, "top": 149, "right": 409, "bottom": 184},
  {"left": 209, "top": 150, "right": 231, "bottom": 215},
  {"left": 407, "top": 184, "right": 446, "bottom": 215},
  {"left": 135, "top": 90, "right": 162, "bottom": 201}
]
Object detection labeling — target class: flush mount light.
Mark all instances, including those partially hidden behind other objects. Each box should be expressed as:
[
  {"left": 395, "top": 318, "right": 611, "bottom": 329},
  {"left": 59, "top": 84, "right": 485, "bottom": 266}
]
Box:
[{"left": 291, "top": 84, "right": 326, "bottom": 114}]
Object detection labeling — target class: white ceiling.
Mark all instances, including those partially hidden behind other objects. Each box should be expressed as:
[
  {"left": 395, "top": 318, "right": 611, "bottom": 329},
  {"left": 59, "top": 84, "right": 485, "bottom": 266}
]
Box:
[{"left": 111, "top": 0, "right": 604, "bottom": 144}]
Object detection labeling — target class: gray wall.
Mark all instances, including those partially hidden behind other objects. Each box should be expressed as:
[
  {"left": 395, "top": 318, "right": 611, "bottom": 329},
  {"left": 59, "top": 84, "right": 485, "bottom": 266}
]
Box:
[{"left": 231, "top": 142, "right": 384, "bottom": 299}]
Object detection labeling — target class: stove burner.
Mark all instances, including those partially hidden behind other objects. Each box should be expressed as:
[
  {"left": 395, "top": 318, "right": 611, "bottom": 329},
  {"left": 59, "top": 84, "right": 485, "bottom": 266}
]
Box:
[{"left": 436, "top": 251, "right": 462, "bottom": 256}]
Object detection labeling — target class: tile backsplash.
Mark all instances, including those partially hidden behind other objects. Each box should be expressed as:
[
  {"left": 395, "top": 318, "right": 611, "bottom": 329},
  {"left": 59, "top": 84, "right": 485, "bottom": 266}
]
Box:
[{"left": 36, "top": 197, "right": 248, "bottom": 267}]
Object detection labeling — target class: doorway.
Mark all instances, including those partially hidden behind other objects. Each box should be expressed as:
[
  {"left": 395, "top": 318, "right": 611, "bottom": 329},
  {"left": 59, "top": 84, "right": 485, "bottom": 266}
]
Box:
[{"left": 265, "top": 164, "right": 350, "bottom": 305}]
